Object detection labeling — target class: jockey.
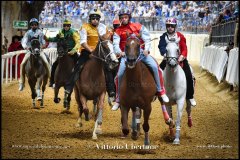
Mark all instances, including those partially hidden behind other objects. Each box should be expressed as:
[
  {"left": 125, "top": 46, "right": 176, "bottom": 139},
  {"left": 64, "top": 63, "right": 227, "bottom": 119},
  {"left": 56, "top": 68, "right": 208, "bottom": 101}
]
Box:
[
  {"left": 111, "top": 9, "right": 169, "bottom": 111},
  {"left": 64, "top": 9, "right": 117, "bottom": 101},
  {"left": 18, "top": 18, "right": 50, "bottom": 91},
  {"left": 46, "top": 19, "right": 80, "bottom": 87},
  {"left": 110, "top": 19, "right": 121, "bottom": 41},
  {"left": 105, "top": 19, "right": 121, "bottom": 106},
  {"left": 158, "top": 17, "right": 197, "bottom": 106}
]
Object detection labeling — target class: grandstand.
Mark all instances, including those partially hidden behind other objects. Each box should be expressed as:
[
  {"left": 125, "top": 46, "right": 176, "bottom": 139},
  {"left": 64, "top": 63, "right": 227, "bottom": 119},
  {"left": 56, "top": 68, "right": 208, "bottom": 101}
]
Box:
[{"left": 38, "top": 1, "right": 238, "bottom": 34}]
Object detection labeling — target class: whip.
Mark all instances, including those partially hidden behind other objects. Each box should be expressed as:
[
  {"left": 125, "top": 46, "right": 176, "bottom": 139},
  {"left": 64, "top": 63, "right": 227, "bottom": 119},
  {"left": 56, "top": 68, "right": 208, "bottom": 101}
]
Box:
[{"left": 140, "top": 37, "right": 159, "bottom": 46}]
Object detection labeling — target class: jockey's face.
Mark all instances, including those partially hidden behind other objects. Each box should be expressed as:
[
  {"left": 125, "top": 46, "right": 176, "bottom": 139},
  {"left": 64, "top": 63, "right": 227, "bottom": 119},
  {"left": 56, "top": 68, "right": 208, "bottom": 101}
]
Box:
[
  {"left": 90, "top": 15, "right": 100, "bottom": 27},
  {"left": 31, "top": 23, "right": 38, "bottom": 31},
  {"left": 166, "top": 24, "right": 176, "bottom": 35},
  {"left": 63, "top": 24, "right": 71, "bottom": 31},
  {"left": 119, "top": 14, "right": 130, "bottom": 25}
]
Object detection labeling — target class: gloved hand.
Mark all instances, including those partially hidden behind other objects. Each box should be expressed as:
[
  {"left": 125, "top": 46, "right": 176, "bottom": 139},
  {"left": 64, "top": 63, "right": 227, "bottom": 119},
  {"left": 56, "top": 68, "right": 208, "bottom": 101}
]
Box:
[
  {"left": 116, "top": 52, "right": 125, "bottom": 58},
  {"left": 143, "top": 50, "right": 149, "bottom": 56},
  {"left": 44, "top": 35, "right": 48, "bottom": 41},
  {"left": 41, "top": 44, "right": 47, "bottom": 49},
  {"left": 68, "top": 49, "right": 76, "bottom": 55},
  {"left": 178, "top": 55, "right": 185, "bottom": 62}
]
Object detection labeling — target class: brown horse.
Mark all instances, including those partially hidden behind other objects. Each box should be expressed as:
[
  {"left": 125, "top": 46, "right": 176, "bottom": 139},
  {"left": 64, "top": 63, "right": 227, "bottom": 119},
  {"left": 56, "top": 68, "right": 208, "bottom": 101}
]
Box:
[
  {"left": 25, "top": 36, "right": 48, "bottom": 108},
  {"left": 74, "top": 32, "right": 118, "bottom": 139},
  {"left": 119, "top": 33, "right": 158, "bottom": 145},
  {"left": 53, "top": 34, "right": 75, "bottom": 113}
]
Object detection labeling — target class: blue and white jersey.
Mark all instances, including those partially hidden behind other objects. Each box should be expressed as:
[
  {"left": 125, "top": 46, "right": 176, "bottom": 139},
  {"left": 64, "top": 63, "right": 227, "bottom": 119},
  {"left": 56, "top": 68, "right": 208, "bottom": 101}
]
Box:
[{"left": 21, "top": 29, "right": 46, "bottom": 49}]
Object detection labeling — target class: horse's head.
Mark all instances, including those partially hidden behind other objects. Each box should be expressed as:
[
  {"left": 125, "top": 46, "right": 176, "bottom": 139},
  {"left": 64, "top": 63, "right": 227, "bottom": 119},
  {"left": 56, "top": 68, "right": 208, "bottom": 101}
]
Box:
[
  {"left": 30, "top": 36, "right": 41, "bottom": 55},
  {"left": 165, "top": 36, "right": 180, "bottom": 68},
  {"left": 125, "top": 32, "right": 141, "bottom": 69},
  {"left": 95, "top": 32, "right": 119, "bottom": 69},
  {"left": 57, "top": 34, "right": 70, "bottom": 57}
]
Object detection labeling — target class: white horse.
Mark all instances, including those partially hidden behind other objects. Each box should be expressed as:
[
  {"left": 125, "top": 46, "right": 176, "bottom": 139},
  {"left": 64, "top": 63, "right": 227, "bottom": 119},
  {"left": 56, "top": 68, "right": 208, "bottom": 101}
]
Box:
[{"left": 162, "top": 36, "right": 193, "bottom": 144}]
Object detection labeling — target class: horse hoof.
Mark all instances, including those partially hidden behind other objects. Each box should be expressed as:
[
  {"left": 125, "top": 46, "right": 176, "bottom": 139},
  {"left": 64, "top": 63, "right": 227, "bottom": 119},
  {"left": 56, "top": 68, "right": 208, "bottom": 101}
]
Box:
[
  {"left": 131, "top": 130, "right": 138, "bottom": 140},
  {"left": 144, "top": 140, "right": 150, "bottom": 145},
  {"left": 40, "top": 105, "right": 44, "bottom": 108},
  {"left": 96, "top": 127, "right": 102, "bottom": 134},
  {"left": 173, "top": 141, "right": 180, "bottom": 145},
  {"left": 60, "top": 110, "right": 71, "bottom": 114},
  {"left": 63, "top": 101, "right": 68, "bottom": 108},
  {"left": 75, "top": 123, "right": 82, "bottom": 128},
  {"left": 122, "top": 129, "right": 129, "bottom": 135},
  {"left": 173, "top": 139, "right": 180, "bottom": 145},
  {"left": 92, "top": 135, "right": 98, "bottom": 140},
  {"left": 54, "top": 98, "right": 61, "bottom": 103},
  {"left": 120, "top": 134, "right": 128, "bottom": 139},
  {"left": 85, "top": 115, "right": 90, "bottom": 121}
]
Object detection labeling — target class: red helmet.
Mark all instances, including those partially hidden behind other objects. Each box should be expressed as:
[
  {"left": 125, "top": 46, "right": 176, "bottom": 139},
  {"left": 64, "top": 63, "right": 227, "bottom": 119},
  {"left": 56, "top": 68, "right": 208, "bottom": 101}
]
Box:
[
  {"left": 113, "top": 19, "right": 120, "bottom": 25},
  {"left": 165, "top": 17, "right": 177, "bottom": 25}
]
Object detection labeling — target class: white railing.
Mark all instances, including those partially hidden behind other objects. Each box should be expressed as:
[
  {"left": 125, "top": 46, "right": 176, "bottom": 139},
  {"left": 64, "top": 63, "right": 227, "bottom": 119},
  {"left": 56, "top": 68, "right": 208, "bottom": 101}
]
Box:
[
  {"left": 225, "top": 48, "right": 239, "bottom": 86},
  {"left": 1, "top": 48, "right": 58, "bottom": 84},
  {"left": 200, "top": 45, "right": 239, "bottom": 86}
]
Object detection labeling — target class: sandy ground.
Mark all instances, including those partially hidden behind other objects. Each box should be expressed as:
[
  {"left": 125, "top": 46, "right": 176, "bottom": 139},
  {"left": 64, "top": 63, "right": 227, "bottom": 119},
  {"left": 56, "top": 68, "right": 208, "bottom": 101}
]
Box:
[{"left": 1, "top": 62, "right": 239, "bottom": 159}]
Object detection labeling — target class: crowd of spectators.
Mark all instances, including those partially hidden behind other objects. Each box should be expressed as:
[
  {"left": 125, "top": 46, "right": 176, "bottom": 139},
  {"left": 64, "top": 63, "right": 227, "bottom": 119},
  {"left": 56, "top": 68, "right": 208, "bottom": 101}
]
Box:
[
  {"left": 42, "top": 1, "right": 238, "bottom": 32},
  {"left": 39, "top": 1, "right": 238, "bottom": 33}
]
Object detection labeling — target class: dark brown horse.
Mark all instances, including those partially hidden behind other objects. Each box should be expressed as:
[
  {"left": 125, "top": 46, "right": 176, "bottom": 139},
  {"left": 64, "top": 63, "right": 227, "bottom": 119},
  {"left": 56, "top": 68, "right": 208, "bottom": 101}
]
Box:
[
  {"left": 119, "top": 33, "right": 157, "bottom": 145},
  {"left": 25, "top": 36, "right": 48, "bottom": 108},
  {"left": 53, "top": 34, "right": 75, "bottom": 113},
  {"left": 74, "top": 32, "right": 118, "bottom": 139}
]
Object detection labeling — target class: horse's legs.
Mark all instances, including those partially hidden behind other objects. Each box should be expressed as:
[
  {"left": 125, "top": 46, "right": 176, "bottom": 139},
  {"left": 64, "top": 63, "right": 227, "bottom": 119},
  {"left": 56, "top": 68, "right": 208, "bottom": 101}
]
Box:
[
  {"left": 40, "top": 76, "right": 48, "bottom": 108},
  {"left": 166, "top": 105, "right": 175, "bottom": 138},
  {"left": 80, "top": 94, "right": 89, "bottom": 121},
  {"left": 36, "top": 78, "right": 42, "bottom": 101},
  {"left": 161, "top": 103, "right": 175, "bottom": 127},
  {"left": 63, "top": 90, "right": 69, "bottom": 108},
  {"left": 136, "top": 107, "right": 142, "bottom": 135},
  {"left": 131, "top": 109, "right": 138, "bottom": 140},
  {"left": 28, "top": 78, "right": 37, "bottom": 108},
  {"left": 74, "top": 86, "right": 83, "bottom": 127},
  {"left": 142, "top": 104, "right": 152, "bottom": 145},
  {"left": 121, "top": 106, "right": 130, "bottom": 137},
  {"left": 92, "top": 92, "right": 105, "bottom": 140},
  {"left": 186, "top": 99, "right": 192, "bottom": 127},
  {"left": 173, "top": 99, "right": 185, "bottom": 145},
  {"left": 93, "top": 97, "right": 98, "bottom": 115},
  {"left": 54, "top": 85, "right": 61, "bottom": 103}
]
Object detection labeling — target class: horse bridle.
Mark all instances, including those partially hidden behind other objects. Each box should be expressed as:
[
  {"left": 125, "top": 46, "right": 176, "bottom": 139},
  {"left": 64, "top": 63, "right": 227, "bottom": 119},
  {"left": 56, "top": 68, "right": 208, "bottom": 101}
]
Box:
[
  {"left": 91, "top": 38, "right": 113, "bottom": 63},
  {"left": 125, "top": 35, "right": 144, "bottom": 64},
  {"left": 165, "top": 45, "right": 180, "bottom": 67},
  {"left": 57, "top": 39, "right": 69, "bottom": 58},
  {"left": 30, "top": 39, "right": 41, "bottom": 56}
]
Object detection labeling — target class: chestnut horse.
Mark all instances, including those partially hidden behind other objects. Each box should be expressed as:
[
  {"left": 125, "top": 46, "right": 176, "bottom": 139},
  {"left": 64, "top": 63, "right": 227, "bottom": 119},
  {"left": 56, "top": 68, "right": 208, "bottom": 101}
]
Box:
[
  {"left": 53, "top": 34, "right": 75, "bottom": 113},
  {"left": 119, "top": 33, "right": 158, "bottom": 145},
  {"left": 74, "top": 32, "right": 118, "bottom": 139}
]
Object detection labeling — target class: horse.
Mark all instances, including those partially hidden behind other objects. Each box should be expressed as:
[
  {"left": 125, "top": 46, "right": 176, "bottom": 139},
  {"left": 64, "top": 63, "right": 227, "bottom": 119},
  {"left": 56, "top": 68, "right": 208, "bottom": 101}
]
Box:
[
  {"left": 119, "top": 33, "right": 158, "bottom": 145},
  {"left": 53, "top": 34, "right": 75, "bottom": 113},
  {"left": 162, "top": 36, "right": 193, "bottom": 144},
  {"left": 25, "top": 36, "right": 48, "bottom": 108},
  {"left": 74, "top": 32, "right": 119, "bottom": 139}
]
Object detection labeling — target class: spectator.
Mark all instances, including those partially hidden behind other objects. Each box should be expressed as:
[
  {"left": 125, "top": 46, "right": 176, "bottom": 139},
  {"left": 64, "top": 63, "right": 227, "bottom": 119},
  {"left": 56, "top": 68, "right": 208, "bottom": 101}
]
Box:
[
  {"left": 8, "top": 35, "right": 23, "bottom": 52},
  {"left": 216, "top": 12, "right": 224, "bottom": 24},
  {"left": 223, "top": 9, "right": 231, "bottom": 20}
]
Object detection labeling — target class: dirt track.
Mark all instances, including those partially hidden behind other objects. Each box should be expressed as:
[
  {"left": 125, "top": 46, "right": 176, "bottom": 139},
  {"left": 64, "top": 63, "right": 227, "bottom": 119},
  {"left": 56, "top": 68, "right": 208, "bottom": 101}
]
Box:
[{"left": 1, "top": 63, "right": 239, "bottom": 159}]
